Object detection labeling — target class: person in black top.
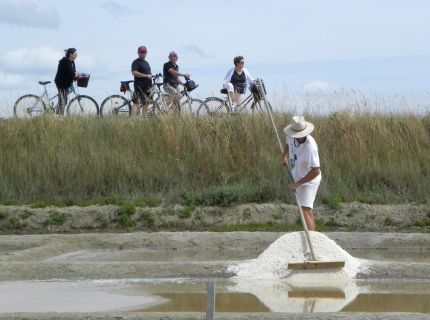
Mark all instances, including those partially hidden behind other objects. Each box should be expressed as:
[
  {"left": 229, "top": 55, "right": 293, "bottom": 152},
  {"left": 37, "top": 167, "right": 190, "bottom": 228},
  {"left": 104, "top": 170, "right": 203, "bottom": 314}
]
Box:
[
  {"left": 54, "top": 48, "right": 78, "bottom": 114},
  {"left": 131, "top": 46, "right": 152, "bottom": 116},
  {"left": 163, "top": 51, "right": 190, "bottom": 99}
]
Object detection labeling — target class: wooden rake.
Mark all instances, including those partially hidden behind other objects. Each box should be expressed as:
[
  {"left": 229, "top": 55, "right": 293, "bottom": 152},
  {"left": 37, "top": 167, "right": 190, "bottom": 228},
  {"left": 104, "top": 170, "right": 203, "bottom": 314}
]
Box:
[{"left": 257, "top": 79, "right": 345, "bottom": 270}]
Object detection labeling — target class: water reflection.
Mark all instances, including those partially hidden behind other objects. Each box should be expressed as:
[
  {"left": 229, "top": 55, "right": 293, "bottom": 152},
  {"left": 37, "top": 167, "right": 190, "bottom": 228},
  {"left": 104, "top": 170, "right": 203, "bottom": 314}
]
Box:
[
  {"left": 342, "top": 293, "right": 430, "bottom": 313},
  {"left": 142, "top": 293, "right": 270, "bottom": 312},
  {"left": 0, "top": 279, "right": 429, "bottom": 313},
  {"left": 138, "top": 279, "right": 430, "bottom": 314}
]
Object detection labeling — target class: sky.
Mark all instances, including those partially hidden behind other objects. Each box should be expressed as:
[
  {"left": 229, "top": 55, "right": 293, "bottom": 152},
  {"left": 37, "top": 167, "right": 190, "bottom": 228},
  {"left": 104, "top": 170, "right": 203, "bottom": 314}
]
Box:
[{"left": 0, "top": 0, "right": 430, "bottom": 116}]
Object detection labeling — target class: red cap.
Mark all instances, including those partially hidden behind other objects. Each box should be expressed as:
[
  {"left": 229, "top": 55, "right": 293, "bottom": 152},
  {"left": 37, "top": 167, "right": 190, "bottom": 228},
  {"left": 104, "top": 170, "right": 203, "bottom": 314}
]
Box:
[{"left": 138, "top": 46, "right": 147, "bottom": 53}]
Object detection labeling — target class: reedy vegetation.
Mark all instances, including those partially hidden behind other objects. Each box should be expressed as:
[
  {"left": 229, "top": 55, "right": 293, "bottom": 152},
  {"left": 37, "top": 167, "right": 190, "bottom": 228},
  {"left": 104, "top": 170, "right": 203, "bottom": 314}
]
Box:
[{"left": 0, "top": 113, "right": 428, "bottom": 205}]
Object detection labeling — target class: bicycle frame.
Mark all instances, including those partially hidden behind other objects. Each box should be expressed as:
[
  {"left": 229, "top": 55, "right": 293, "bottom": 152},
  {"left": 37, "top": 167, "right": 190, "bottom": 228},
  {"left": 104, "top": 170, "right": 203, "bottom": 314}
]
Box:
[
  {"left": 230, "top": 92, "right": 256, "bottom": 113},
  {"left": 111, "top": 74, "right": 177, "bottom": 115},
  {"left": 14, "top": 80, "right": 99, "bottom": 118},
  {"left": 218, "top": 88, "right": 258, "bottom": 113},
  {"left": 39, "top": 83, "right": 77, "bottom": 113}
]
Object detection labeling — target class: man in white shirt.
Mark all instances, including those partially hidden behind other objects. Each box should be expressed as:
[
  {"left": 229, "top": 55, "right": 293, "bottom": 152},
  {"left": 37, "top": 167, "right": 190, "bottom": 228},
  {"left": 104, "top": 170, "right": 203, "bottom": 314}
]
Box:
[{"left": 281, "top": 116, "right": 321, "bottom": 231}]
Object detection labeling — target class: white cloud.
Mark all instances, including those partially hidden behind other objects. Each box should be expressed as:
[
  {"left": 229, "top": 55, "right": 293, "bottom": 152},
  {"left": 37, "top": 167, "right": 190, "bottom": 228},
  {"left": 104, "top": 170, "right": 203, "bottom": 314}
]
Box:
[
  {"left": 77, "top": 55, "right": 101, "bottom": 74},
  {"left": 0, "top": 73, "right": 25, "bottom": 88},
  {"left": 100, "top": 1, "right": 133, "bottom": 17},
  {"left": 180, "top": 45, "right": 215, "bottom": 60},
  {"left": 0, "top": 0, "right": 60, "bottom": 29},
  {"left": 303, "top": 81, "right": 331, "bottom": 92},
  {"left": 2, "top": 46, "right": 59, "bottom": 74},
  {"left": 1, "top": 46, "right": 101, "bottom": 75}
]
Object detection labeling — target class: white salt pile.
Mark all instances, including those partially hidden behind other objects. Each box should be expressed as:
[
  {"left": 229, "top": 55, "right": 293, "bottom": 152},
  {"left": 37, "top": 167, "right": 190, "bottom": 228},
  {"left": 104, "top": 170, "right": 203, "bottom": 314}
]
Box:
[{"left": 228, "top": 231, "right": 361, "bottom": 284}]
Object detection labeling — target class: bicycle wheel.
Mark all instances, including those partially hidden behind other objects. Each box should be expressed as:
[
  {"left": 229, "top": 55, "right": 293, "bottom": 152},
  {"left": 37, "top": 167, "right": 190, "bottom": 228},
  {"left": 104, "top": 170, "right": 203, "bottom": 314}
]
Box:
[
  {"left": 251, "top": 99, "right": 272, "bottom": 113},
  {"left": 100, "top": 95, "right": 131, "bottom": 118},
  {"left": 66, "top": 95, "right": 99, "bottom": 116},
  {"left": 14, "top": 94, "right": 47, "bottom": 118},
  {"left": 155, "top": 93, "right": 180, "bottom": 114},
  {"left": 197, "top": 97, "right": 228, "bottom": 116},
  {"left": 180, "top": 98, "right": 204, "bottom": 115}
]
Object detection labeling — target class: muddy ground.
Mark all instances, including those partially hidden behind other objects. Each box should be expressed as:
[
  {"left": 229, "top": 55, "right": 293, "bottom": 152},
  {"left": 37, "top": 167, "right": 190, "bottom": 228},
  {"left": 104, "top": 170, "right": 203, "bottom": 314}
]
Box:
[
  {"left": 0, "top": 312, "right": 428, "bottom": 320},
  {"left": 0, "top": 202, "right": 428, "bottom": 234},
  {"left": 0, "top": 201, "right": 429, "bottom": 320},
  {"left": 0, "top": 231, "right": 429, "bottom": 320}
]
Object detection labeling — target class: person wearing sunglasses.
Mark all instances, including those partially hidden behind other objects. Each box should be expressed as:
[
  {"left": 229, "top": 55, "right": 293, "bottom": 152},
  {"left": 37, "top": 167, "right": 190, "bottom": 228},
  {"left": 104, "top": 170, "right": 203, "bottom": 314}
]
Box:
[
  {"left": 131, "top": 45, "right": 152, "bottom": 116},
  {"left": 222, "top": 56, "right": 254, "bottom": 112},
  {"left": 163, "top": 51, "right": 190, "bottom": 99}
]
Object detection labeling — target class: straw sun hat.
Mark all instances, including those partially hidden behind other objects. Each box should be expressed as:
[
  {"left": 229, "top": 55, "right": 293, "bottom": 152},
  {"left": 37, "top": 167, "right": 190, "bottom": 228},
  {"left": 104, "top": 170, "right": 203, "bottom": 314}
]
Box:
[{"left": 283, "top": 115, "right": 314, "bottom": 138}]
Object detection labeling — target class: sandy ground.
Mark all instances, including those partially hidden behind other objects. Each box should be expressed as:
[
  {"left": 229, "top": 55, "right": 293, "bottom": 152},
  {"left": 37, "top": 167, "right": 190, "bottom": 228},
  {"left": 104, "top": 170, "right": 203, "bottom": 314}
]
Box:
[
  {"left": 0, "top": 312, "right": 429, "bottom": 320},
  {"left": 0, "top": 231, "right": 429, "bottom": 319},
  {"left": 0, "top": 232, "right": 429, "bottom": 280}
]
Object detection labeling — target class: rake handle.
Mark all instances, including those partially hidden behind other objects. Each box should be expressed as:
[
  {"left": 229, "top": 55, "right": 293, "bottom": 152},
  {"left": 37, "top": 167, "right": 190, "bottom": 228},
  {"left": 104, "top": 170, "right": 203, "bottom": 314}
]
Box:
[{"left": 257, "top": 79, "right": 317, "bottom": 261}]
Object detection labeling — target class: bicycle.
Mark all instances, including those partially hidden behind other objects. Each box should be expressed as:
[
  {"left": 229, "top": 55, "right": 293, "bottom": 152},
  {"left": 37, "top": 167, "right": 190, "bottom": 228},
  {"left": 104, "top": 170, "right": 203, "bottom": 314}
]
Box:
[
  {"left": 170, "top": 78, "right": 204, "bottom": 115},
  {"left": 100, "top": 73, "right": 180, "bottom": 117},
  {"left": 197, "top": 79, "right": 272, "bottom": 116},
  {"left": 14, "top": 75, "right": 99, "bottom": 118}
]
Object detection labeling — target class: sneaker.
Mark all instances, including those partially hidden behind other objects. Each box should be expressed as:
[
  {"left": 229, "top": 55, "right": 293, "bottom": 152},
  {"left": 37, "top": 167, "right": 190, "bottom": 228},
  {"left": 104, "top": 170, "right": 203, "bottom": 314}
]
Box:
[{"left": 231, "top": 105, "right": 236, "bottom": 113}]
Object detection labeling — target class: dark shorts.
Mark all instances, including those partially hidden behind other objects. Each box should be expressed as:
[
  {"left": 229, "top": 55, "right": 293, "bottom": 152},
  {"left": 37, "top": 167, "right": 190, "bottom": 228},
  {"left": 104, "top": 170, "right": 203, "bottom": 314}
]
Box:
[
  {"left": 234, "top": 84, "right": 246, "bottom": 94},
  {"left": 134, "top": 86, "right": 151, "bottom": 104}
]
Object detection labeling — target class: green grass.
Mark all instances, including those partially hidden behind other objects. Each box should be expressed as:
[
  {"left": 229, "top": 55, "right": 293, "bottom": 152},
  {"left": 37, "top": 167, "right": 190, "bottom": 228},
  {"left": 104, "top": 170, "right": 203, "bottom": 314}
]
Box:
[
  {"left": 117, "top": 204, "right": 136, "bottom": 228},
  {"left": 0, "top": 199, "right": 20, "bottom": 206},
  {"left": 322, "top": 194, "right": 343, "bottom": 211},
  {"left": 139, "top": 210, "right": 156, "bottom": 227},
  {"left": 179, "top": 205, "right": 195, "bottom": 219},
  {"left": 0, "top": 114, "right": 428, "bottom": 205},
  {"left": 183, "top": 183, "right": 277, "bottom": 207},
  {"left": 28, "top": 196, "right": 162, "bottom": 208},
  {"left": 413, "top": 220, "right": 430, "bottom": 227},
  {"left": 19, "top": 210, "right": 33, "bottom": 220},
  {"left": 9, "top": 216, "right": 24, "bottom": 229},
  {"left": 43, "top": 211, "right": 66, "bottom": 226},
  {"left": 209, "top": 222, "right": 303, "bottom": 232},
  {"left": 384, "top": 216, "right": 394, "bottom": 226},
  {"left": 31, "top": 199, "right": 66, "bottom": 208}
]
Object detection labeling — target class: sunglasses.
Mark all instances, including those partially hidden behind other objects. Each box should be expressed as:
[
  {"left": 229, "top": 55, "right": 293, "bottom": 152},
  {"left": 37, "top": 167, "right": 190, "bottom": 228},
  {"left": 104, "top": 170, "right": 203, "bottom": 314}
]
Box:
[
  {"left": 139, "top": 51, "right": 147, "bottom": 54},
  {"left": 238, "top": 61, "right": 245, "bottom": 64}
]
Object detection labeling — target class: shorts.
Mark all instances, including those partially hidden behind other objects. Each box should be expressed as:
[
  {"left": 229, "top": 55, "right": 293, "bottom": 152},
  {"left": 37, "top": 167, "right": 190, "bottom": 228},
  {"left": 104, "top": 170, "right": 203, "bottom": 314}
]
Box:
[
  {"left": 295, "top": 182, "right": 320, "bottom": 209},
  {"left": 134, "top": 86, "right": 150, "bottom": 104},
  {"left": 223, "top": 83, "right": 245, "bottom": 105},
  {"left": 163, "top": 83, "right": 182, "bottom": 101}
]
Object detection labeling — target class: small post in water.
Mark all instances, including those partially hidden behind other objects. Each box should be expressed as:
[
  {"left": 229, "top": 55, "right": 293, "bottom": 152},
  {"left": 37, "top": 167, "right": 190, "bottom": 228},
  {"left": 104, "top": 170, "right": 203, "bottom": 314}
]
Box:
[{"left": 206, "top": 281, "right": 215, "bottom": 320}]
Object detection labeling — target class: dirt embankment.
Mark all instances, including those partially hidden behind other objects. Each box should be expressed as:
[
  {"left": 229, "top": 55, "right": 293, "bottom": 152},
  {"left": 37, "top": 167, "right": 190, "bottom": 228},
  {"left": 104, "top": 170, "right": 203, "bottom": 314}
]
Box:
[{"left": 0, "top": 202, "right": 428, "bottom": 234}]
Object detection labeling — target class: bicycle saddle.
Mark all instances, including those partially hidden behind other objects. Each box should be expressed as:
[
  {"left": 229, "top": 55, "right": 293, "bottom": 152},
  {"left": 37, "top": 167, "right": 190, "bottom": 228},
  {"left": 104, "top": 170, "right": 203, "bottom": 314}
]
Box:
[
  {"left": 39, "top": 81, "right": 51, "bottom": 85},
  {"left": 220, "top": 88, "right": 228, "bottom": 94}
]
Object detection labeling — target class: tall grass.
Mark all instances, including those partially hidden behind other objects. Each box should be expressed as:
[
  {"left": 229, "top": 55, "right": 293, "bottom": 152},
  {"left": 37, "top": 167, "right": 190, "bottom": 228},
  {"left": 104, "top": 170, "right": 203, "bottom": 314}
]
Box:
[{"left": 0, "top": 113, "right": 428, "bottom": 204}]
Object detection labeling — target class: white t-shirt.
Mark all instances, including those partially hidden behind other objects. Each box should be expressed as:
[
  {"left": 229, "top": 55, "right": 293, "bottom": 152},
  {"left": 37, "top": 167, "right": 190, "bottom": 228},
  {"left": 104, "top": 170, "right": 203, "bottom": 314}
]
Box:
[{"left": 287, "top": 135, "right": 322, "bottom": 186}]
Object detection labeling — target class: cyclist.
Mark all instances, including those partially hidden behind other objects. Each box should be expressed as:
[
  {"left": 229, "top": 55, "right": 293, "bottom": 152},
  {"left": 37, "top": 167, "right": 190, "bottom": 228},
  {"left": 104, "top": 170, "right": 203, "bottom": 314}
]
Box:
[
  {"left": 131, "top": 45, "right": 152, "bottom": 116},
  {"left": 54, "top": 48, "right": 79, "bottom": 114},
  {"left": 163, "top": 51, "right": 190, "bottom": 100},
  {"left": 223, "top": 56, "right": 254, "bottom": 112}
]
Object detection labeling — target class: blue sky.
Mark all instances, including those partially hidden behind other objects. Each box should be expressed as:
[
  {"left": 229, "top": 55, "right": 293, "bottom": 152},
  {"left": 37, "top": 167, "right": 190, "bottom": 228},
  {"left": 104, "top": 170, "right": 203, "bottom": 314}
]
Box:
[{"left": 0, "top": 0, "right": 429, "bottom": 115}]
